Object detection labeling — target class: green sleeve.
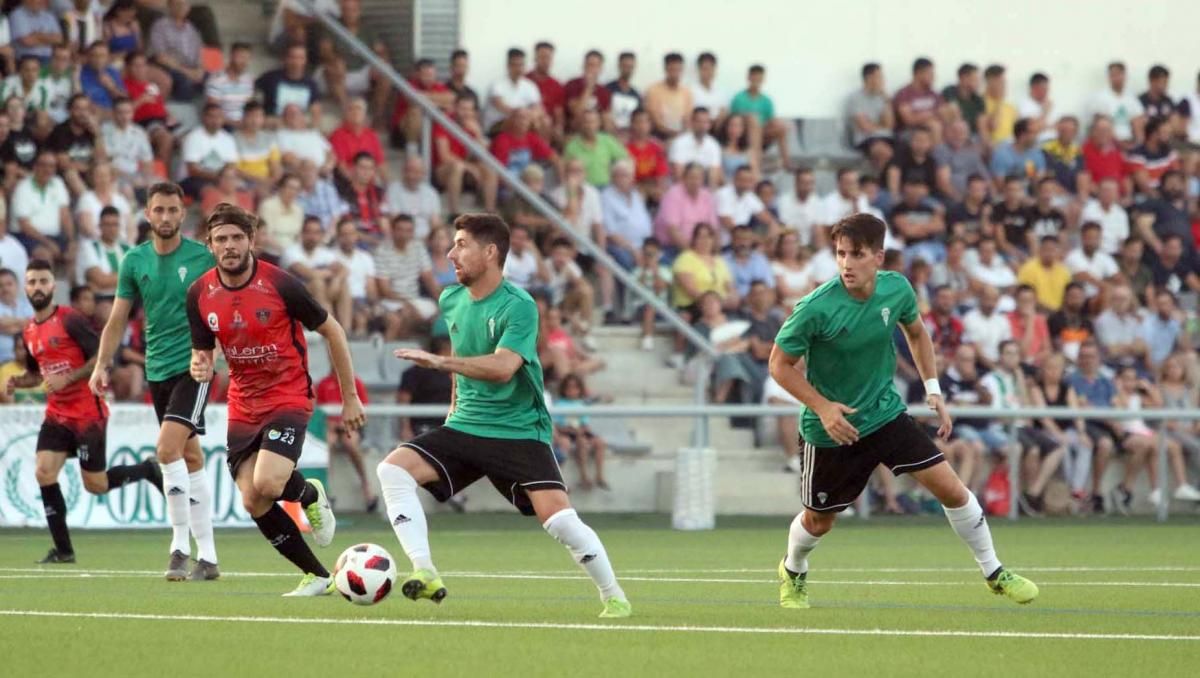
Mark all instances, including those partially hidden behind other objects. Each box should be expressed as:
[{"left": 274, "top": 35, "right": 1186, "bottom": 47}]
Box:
[
  {"left": 775, "top": 296, "right": 819, "bottom": 358},
  {"left": 609, "top": 135, "right": 629, "bottom": 159},
  {"left": 729, "top": 91, "right": 746, "bottom": 114},
  {"left": 897, "top": 276, "right": 919, "bottom": 325},
  {"left": 764, "top": 96, "right": 775, "bottom": 121},
  {"left": 115, "top": 251, "right": 138, "bottom": 300},
  {"left": 497, "top": 297, "right": 539, "bottom": 363}
]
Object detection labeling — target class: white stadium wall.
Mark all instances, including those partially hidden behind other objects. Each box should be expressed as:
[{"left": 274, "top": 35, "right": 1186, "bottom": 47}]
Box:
[{"left": 459, "top": 0, "right": 1199, "bottom": 121}]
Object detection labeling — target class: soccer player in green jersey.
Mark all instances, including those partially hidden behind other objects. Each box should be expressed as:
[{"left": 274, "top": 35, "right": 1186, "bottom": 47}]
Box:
[
  {"left": 769, "top": 213, "right": 1038, "bottom": 608},
  {"left": 89, "top": 183, "right": 222, "bottom": 582},
  {"left": 379, "top": 214, "right": 631, "bottom": 618}
]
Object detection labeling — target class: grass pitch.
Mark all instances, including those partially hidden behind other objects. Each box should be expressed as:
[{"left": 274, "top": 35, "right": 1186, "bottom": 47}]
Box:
[{"left": 1, "top": 514, "right": 1198, "bottom": 677}]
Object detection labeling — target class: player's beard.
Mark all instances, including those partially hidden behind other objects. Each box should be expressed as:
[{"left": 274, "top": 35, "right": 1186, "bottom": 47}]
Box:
[
  {"left": 220, "top": 251, "right": 252, "bottom": 276},
  {"left": 454, "top": 262, "right": 476, "bottom": 286},
  {"left": 153, "top": 220, "right": 180, "bottom": 241},
  {"left": 27, "top": 291, "right": 52, "bottom": 311}
]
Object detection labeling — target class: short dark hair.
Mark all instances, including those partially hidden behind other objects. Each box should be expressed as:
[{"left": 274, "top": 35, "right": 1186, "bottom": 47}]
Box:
[
  {"left": 1016, "top": 284, "right": 1036, "bottom": 296},
  {"left": 1013, "top": 118, "right": 1031, "bottom": 137},
  {"left": 966, "top": 173, "right": 987, "bottom": 185},
  {"left": 243, "top": 100, "right": 263, "bottom": 115},
  {"left": 507, "top": 48, "right": 525, "bottom": 61},
  {"left": 584, "top": 49, "right": 603, "bottom": 61},
  {"left": 1040, "top": 234, "right": 1060, "bottom": 245},
  {"left": 1162, "top": 168, "right": 1185, "bottom": 185},
  {"left": 1081, "top": 221, "right": 1102, "bottom": 234},
  {"left": 202, "top": 101, "right": 222, "bottom": 115},
  {"left": 1108, "top": 61, "right": 1125, "bottom": 72},
  {"left": 534, "top": 41, "right": 554, "bottom": 52},
  {"left": 353, "top": 150, "right": 376, "bottom": 164},
  {"left": 18, "top": 54, "right": 40, "bottom": 69},
  {"left": 618, "top": 51, "right": 635, "bottom": 62},
  {"left": 861, "top": 62, "right": 880, "bottom": 80},
  {"left": 829, "top": 213, "right": 887, "bottom": 252},
  {"left": 451, "top": 49, "right": 468, "bottom": 61},
  {"left": 697, "top": 52, "right": 716, "bottom": 66},
  {"left": 392, "top": 213, "right": 415, "bottom": 228},
  {"left": 1037, "top": 176, "right": 1058, "bottom": 189},
  {"left": 642, "top": 237, "right": 661, "bottom": 249},
  {"left": 984, "top": 64, "right": 1005, "bottom": 79},
  {"left": 230, "top": 41, "right": 251, "bottom": 53},
  {"left": 664, "top": 52, "right": 684, "bottom": 66},
  {"left": 692, "top": 106, "right": 710, "bottom": 118},
  {"left": 1030, "top": 72, "right": 1049, "bottom": 86},
  {"left": 748, "top": 64, "right": 765, "bottom": 76},
  {"left": 99, "top": 205, "right": 120, "bottom": 220},
  {"left": 113, "top": 96, "right": 132, "bottom": 108},
  {"left": 1145, "top": 116, "right": 1166, "bottom": 138},
  {"left": 957, "top": 62, "right": 977, "bottom": 78},
  {"left": 1064, "top": 281, "right": 1085, "bottom": 294},
  {"left": 1149, "top": 64, "right": 1169, "bottom": 80},
  {"left": 26, "top": 260, "right": 53, "bottom": 276},
  {"left": 68, "top": 93, "right": 90, "bottom": 109},
  {"left": 70, "top": 285, "right": 93, "bottom": 303},
  {"left": 415, "top": 57, "right": 435, "bottom": 70},
  {"left": 912, "top": 57, "right": 933, "bottom": 73},
  {"left": 453, "top": 213, "right": 510, "bottom": 266},
  {"left": 205, "top": 203, "right": 258, "bottom": 237},
  {"left": 146, "top": 182, "right": 184, "bottom": 202}
]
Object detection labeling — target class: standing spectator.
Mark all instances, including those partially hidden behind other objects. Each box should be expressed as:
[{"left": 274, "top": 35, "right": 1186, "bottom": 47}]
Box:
[
  {"left": 331, "top": 215, "right": 379, "bottom": 336},
  {"left": 624, "top": 108, "right": 668, "bottom": 200},
  {"left": 946, "top": 174, "right": 991, "bottom": 245},
  {"left": 923, "top": 284, "right": 965, "bottom": 360},
  {"left": 563, "top": 49, "right": 612, "bottom": 133},
  {"left": 1087, "top": 62, "right": 1145, "bottom": 145},
  {"left": 482, "top": 47, "right": 545, "bottom": 135},
  {"left": 668, "top": 107, "right": 721, "bottom": 185},
  {"left": 101, "top": 97, "right": 153, "bottom": 191},
  {"left": 387, "top": 58, "right": 452, "bottom": 150},
  {"left": 526, "top": 41, "right": 565, "bottom": 137},
  {"left": 444, "top": 49, "right": 477, "bottom": 105},
  {"left": 605, "top": 51, "right": 640, "bottom": 134},
  {"left": 654, "top": 162, "right": 717, "bottom": 258},
  {"left": 963, "top": 285, "right": 1012, "bottom": 367},
  {"left": 940, "top": 62, "right": 984, "bottom": 135},
  {"left": 643, "top": 52, "right": 693, "bottom": 139},
  {"left": 600, "top": 159, "right": 652, "bottom": 271},
  {"left": 74, "top": 205, "right": 129, "bottom": 297},
  {"left": 339, "top": 151, "right": 388, "bottom": 246},
  {"left": 297, "top": 158, "right": 348, "bottom": 232},
  {"left": 1008, "top": 284, "right": 1051, "bottom": 367},
  {"left": 1081, "top": 178, "right": 1129, "bottom": 254},
  {"left": 1141, "top": 289, "right": 1185, "bottom": 372},
  {"left": 564, "top": 108, "right": 627, "bottom": 187},
  {"left": 893, "top": 57, "right": 942, "bottom": 141},
  {"left": 12, "top": 149, "right": 72, "bottom": 264},
  {"left": 329, "top": 97, "right": 385, "bottom": 182},
  {"left": 205, "top": 42, "right": 254, "bottom": 126},
  {"left": 989, "top": 119, "right": 1046, "bottom": 189},
  {"left": 233, "top": 100, "right": 282, "bottom": 194},
  {"left": 1138, "top": 64, "right": 1175, "bottom": 122},
  {"left": 777, "top": 167, "right": 822, "bottom": 246},
  {"left": 48, "top": 93, "right": 104, "bottom": 197},
  {"left": 9, "top": 0, "right": 63, "bottom": 64},
  {"left": 79, "top": 41, "right": 127, "bottom": 113},
  {"left": 889, "top": 177, "right": 947, "bottom": 264},
  {"left": 1094, "top": 284, "right": 1148, "bottom": 370},
  {"left": 1029, "top": 353, "right": 1094, "bottom": 507},
  {"left": 1065, "top": 221, "right": 1119, "bottom": 300},
  {"left": 179, "top": 102, "right": 237, "bottom": 199},
  {"left": 282, "top": 216, "right": 351, "bottom": 329},
  {"left": 690, "top": 52, "right": 728, "bottom": 124},
  {"left": 1041, "top": 116, "right": 1086, "bottom": 195},
  {"left": 75, "top": 162, "right": 132, "bottom": 239},
  {"left": 1126, "top": 117, "right": 1180, "bottom": 196},
  {"left": 254, "top": 43, "right": 320, "bottom": 120},
  {"left": 934, "top": 119, "right": 989, "bottom": 201},
  {"left": 1018, "top": 236, "right": 1072, "bottom": 311},
  {"left": 256, "top": 173, "right": 306, "bottom": 257},
  {"left": 386, "top": 155, "right": 443, "bottom": 240},
  {"left": 148, "top": 0, "right": 204, "bottom": 101},
  {"left": 886, "top": 125, "right": 941, "bottom": 198},
  {"left": 0, "top": 269, "right": 34, "bottom": 365},
  {"left": 1017, "top": 72, "right": 1055, "bottom": 142},
  {"left": 276, "top": 103, "right": 335, "bottom": 174},
  {"left": 315, "top": 0, "right": 390, "bottom": 122},
  {"left": 629, "top": 237, "right": 671, "bottom": 350},
  {"left": 122, "top": 50, "right": 175, "bottom": 166},
  {"left": 431, "top": 94, "right": 497, "bottom": 214},
  {"left": 845, "top": 62, "right": 894, "bottom": 164},
  {"left": 729, "top": 64, "right": 792, "bottom": 170},
  {"left": 490, "top": 108, "right": 559, "bottom": 176},
  {"left": 1108, "top": 365, "right": 1179, "bottom": 511},
  {"left": 375, "top": 214, "right": 441, "bottom": 338},
  {"left": 1081, "top": 116, "right": 1129, "bottom": 195},
  {"left": 1157, "top": 354, "right": 1200, "bottom": 495},
  {"left": 717, "top": 165, "right": 780, "bottom": 240}
]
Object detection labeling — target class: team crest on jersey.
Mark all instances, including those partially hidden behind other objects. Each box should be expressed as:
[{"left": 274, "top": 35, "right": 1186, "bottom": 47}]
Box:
[
  {"left": 488, "top": 317, "right": 495, "bottom": 340},
  {"left": 817, "top": 492, "right": 828, "bottom": 505},
  {"left": 231, "top": 310, "right": 246, "bottom": 329},
  {"left": 207, "top": 312, "right": 219, "bottom": 331},
  {"left": 881, "top": 308, "right": 891, "bottom": 326},
  {"left": 178, "top": 266, "right": 187, "bottom": 282},
  {"left": 48, "top": 336, "right": 59, "bottom": 348},
  {"left": 449, "top": 322, "right": 458, "bottom": 334},
  {"left": 255, "top": 309, "right": 270, "bottom": 323}
]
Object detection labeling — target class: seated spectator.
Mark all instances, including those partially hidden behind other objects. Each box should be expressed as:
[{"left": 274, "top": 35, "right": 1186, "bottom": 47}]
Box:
[
  {"left": 9, "top": 0, "right": 62, "bottom": 64},
  {"left": 331, "top": 215, "right": 378, "bottom": 336},
  {"left": 1067, "top": 341, "right": 1119, "bottom": 512},
  {"left": 630, "top": 237, "right": 671, "bottom": 350},
  {"left": 1141, "top": 289, "right": 1184, "bottom": 372},
  {"left": 38, "top": 46, "right": 73, "bottom": 126},
  {"left": 846, "top": 62, "right": 894, "bottom": 162},
  {"left": 48, "top": 94, "right": 102, "bottom": 197},
  {"left": 255, "top": 42, "right": 320, "bottom": 122},
  {"left": 386, "top": 155, "right": 442, "bottom": 240},
  {"left": 425, "top": 229, "right": 456, "bottom": 293},
  {"left": 889, "top": 177, "right": 947, "bottom": 265},
  {"left": 233, "top": 101, "right": 281, "bottom": 195},
  {"left": 988, "top": 118, "right": 1046, "bottom": 190},
  {"left": 718, "top": 114, "right": 756, "bottom": 181},
  {"left": 690, "top": 290, "right": 763, "bottom": 404},
  {"left": 266, "top": 0, "right": 338, "bottom": 57},
  {"left": 820, "top": 167, "right": 875, "bottom": 226},
  {"left": 1, "top": 56, "right": 46, "bottom": 110},
  {"left": 104, "top": 0, "right": 150, "bottom": 65},
  {"left": 1028, "top": 177, "right": 1067, "bottom": 242},
  {"left": 1135, "top": 170, "right": 1192, "bottom": 259},
  {"left": 1017, "top": 72, "right": 1055, "bottom": 142},
  {"left": 1109, "top": 365, "right": 1182, "bottom": 511},
  {"left": 929, "top": 237, "right": 972, "bottom": 307},
  {"left": 75, "top": 162, "right": 134, "bottom": 239},
  {"left": 671, "top": 223, "right": 734, "bottom": 315},
  {"left": 314, "top": 0, "right": 391, "bottom": 123},
  {"left": 282, "top": 215, "right": 351, "bottom": 329},
  {"left": 729, "top": 64, "right": 791, "bottom": 170},
  {"left": 1115, "top": 236, "right": 1153, "bottom": 303},
  {"left": 724, "top": 225, "right": 773, "bottom": 300},
  {"left": 563, "top": 49, "right": 613, "bottom": 134},
  {"left": 502, "top": 223, "right": 550, "bottom": 292},
  {"left": 297, "top": 158, "right": 348, "bottom": 232},
  {"left": 330, "top": 97, "right": 385, "bottom": 183},
  {"left": 564, "top": 109, "right": 627, "bottom": 188},
  {"left": 962, "top": 285, "right": 1011, "bottom": 367},
  {"left": 1126, "top": 116, "right": 1180, "bottom": 197},
  {"left": 12, "top": 150, "right": 72, "bottom": 264},
  {"left": 1148, "top": 233, "right": 1199, "bottom": 300},
  {"left": 79, "top": 41, "right": 126, "bottom": 113},
  {"left": 489, "top": 108, "right": 559, "bottom": 177},
  {"left": 0, "top": 271, "right": 34, "bottom": 376},
  {"left": 277, "top": 103, "right": 335, "bottom": 175},
  {"left": 1065, "top": 221, "right": 1119, "bottom": 299},
  {"left": 375, "top": 213, "right": 440, "bottom": 338},
  {"left": 257, "top": 173, "right": 306, "bottom": 258},
  {"left": 965, "top": 236, "right": 1017, "bottom": 294},
  {"left": 338, "top": 151, "right": 389, "bottom": 246},
  {"left": 669, "top": 107, "right": 722, "bottom": 185},
  {"left": 1157, "top": 353, "right": 1200, "bottom": 498},
  {"left": 643, "top": 52, "right": 693, "bottom": 139},
  {"left": 389, "top": 57, "right": 453, "bottom": 150},
  {"left": 122, "top": 50, "right": 175, "bottom": 165},
  {"left": 600, "top": 159, "right": 651, "bottom": 272},
  {"left": 543, "top": 238, "right": 594, "bottom": 334},
  {"left": 1048, "top": 282, "right": 1094, "bottom": 359},
  {"left": 1086, "top": 62, "right": 1145, "bottom": 145},
  {"left": 1178, "top": 71, "right": 1200, "bottom": 144},
  {"left": 205, "top": 42, "right": 254, "bottom": 126},
  {"left": 689, "top": 52, "right": 728, "bottom": 125},
  {"left": 1008, "top": 284, "right": 1051, "bottom": 367},
  {"left": 554, "top": 373, "right": 609, "bottom": 490},
  {"left": 0, "top": 217, "right": 30, "bottom": 281},
  {"left": 923, "top": 284, "right": 965, "bottom": 360},
  {"left": 605, "top": 51, "right": 640, "bottom": 134},
  {"left": 886, "top": 125, "right": 941, "bottom": 198},
  {"left": 1030, "top": 352, "right": 1094, "bottom": 507},
  {"left": 525, "top": 42, "right": 565, "bottom": 138},
  {"left": 444, "top": 48, "right": 478, "bottom": 107},
  {"left": 946, "top": 174, "right": 991, "bottom": 246},
  {"left": 1080, "top": 178, "right": 1129, "bottom": 254},
  {"left": 101, "top": 97, "right": 154, "bottom": 191},
  {"left": 74, "top": 206, "right": 129, "bottom": 298},
  {"left": 941, "top": 62, "right": 983, "bottom": 134},
  {"left": 979, "top": 64, "right": 1016, "bottom": 146},
  {"left": 482, "top": 47, "right": 545, "bottom": 136},
  {"left": 199, "top": 164, "right": 255, "bottom": 218},
  {"left": 933, "top": 119, "right": 988, "bottom": 201},
  {"left": 432, "top": 93, "right": 497, "bottom": 214},
  {"left": 148, "top": 0, "right": 205, "bottom": 101},
  {"left": 1139, "top": 64, "right": 1175, "bottom": 122},
  {"left": 179, "top": 103, "right": 237, "bottom": 199},
  {"left": 1095, "top": 283, "right": 1148, "bottom": 370},
  {"left": 501, "top": 164, "right": 556, "bottom": 248},
  {"left": 624, "top": 108, "right": 669, "bottom": 200},
  {"left": 1081, "top": 115, "right": 1129, "bottom": 196},
  {"left": 718, "top": 166, "right": 780, "bottom": 241},
  {"left": 316, "top": 368, "right": 376, "bottom": 510},
  {"left": 542, "top": 303, "right": 604, "bottom": 377},
  {"left": 551, "top": 158, "right": 616, "bottom": 318},
  {"left": 777, "top": 167, "right": 823, "bottom": 246},
  {"left": 1041, "top": 116, "right": 1085, "bottom": 195},
  {"left": 69, "top": 285, "right": 96, "bottom": 326},
  {"left": 893, "top": 57, "right": 943, "bottom": 141},
  {"left": 654, "top": 163, "right": 717, "bottom": 258},
  {"left": 1018, "top": 236, "right": 1072, "bottom": 311},
  {"left": 991, "top": 175, "right": 1033, "bottom": 260},
  {"left": 397, "top": 334, "right": 454, "bottom": 440}
]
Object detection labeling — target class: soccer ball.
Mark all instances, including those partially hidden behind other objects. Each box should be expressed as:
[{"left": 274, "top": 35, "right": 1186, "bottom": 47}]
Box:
[{"left": 334, "top": 543, "right": 397, "bottom": 605}]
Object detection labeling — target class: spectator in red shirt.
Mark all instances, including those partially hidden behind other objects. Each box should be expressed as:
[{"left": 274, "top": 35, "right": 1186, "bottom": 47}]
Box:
[
  {"left": 390, "top": 58, "right": 454, "bottom": 150},
  {"left": 337, "top": 151, "right": 390, "bottom": 246},
  {"left": 490, "top": 108, "right": 560, "bottom": 177},
  {"left": 1082, "top": 115, "right": 1130, "bottom": 197},
  {"left": 1125, "top": 116, "right": 1180, "bottom": 196},
  {"left": 923, "top": 284, "right": 965, "bottom": 359},
  {"left": 564, "top": 49, "right": 613, "bottom": 134},
  {"left": 444, "top": 49, "right": 478, "bottom": 106},
  {"left": 123, "top": 50, "right": 176, "bottom": 167},
  {"left": 893, "top": 57, "right": 943, "bottom": 142},
  {"left": 433, "top": 94, "right": 498, "bottom": 213},
  {"left": 329, "top": 97, "right": 387, "bottom": 183},
  {"left": 527, "top": 41, "right": 565, "bottom": 140},
  {"left": 315, "top": 372, "right": 376, "bottom": 511},
  {"left": 625, "top": 109, "right": 669, "bottom": 201}
]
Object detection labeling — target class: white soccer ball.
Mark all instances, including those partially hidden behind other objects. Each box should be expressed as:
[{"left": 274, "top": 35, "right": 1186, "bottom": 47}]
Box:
[{"left": 334, "top": 543, "right": 397, "bottom": 605}]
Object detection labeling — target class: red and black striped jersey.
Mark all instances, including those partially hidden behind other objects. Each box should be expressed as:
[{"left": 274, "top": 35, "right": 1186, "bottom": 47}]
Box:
[{"left": 23, "top": 306, "right": 107, "bottom": 422}]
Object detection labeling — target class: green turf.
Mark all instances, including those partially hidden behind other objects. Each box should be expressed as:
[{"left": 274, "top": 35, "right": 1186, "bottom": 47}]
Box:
[{"left": 2, "top": 514, "right": 1199, "bottom": 677}]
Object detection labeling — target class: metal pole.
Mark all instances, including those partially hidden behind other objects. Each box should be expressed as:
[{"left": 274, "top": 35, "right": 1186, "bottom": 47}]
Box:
[
  {"left": 1156, "top": 428, "right": 1170, "bottom": 523},
  {"left": 420, "top": 114, "right": 432, "bottom": 174},
  {"left": 1007, "top": 420, "right": 1020, "bottom": 521},
  {"left": 691, "top": 356, "right": 711, "bottom": 449}
]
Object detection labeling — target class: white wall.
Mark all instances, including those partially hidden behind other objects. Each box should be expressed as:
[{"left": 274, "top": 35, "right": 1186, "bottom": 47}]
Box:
[{"left": 459, "top": 0, "right": 1199, "bottom": 120}]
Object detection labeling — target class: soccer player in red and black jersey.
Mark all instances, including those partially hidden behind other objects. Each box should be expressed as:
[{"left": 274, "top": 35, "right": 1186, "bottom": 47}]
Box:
[
  {"left": 12, "top": 260, "right": 162, "bottom": 563},
  {"left": 186, "top": 204, "right": 366, "bottom": 597}
]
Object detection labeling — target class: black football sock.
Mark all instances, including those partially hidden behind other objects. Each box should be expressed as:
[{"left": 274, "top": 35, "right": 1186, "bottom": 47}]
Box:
[
  {"left": 280, "top": 471, "right": 318, "bottom": 507},
  {"left": 40, "top": 483, "right": 73, "bottom": 555},
  {"left": 106, "top": 459, "right": 162, "bottom": 493},
  {"left": 253, "top": 504, "right": 328, "bottom": 577}
]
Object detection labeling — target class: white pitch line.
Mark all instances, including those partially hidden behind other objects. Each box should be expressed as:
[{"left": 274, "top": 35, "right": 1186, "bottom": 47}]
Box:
[
  {"left": 618, "top": 566, "right": 1200, "bottom": 574},
  {"left": 0, "top": 609, "right": 1196, "bottom": 642}
]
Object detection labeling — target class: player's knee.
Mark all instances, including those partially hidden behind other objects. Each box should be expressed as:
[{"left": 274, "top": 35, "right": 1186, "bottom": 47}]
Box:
[
  {"left": 801, "top": 510, "right": 835, "bottom": 536},
  {"left": 252, "top": 476, "right": 286, "bottom": 501},
  {"left": 82, "top": 473, "right": 108, "bottom": 494},
  {"left": 155, "top": 441, "right": 183, "bottom": 464},
  {"left": 377, "top": 455, "right": 417, "bottom": 488},
  {"left": 34, "top": 465, "right": 58, "bottom": 486}
]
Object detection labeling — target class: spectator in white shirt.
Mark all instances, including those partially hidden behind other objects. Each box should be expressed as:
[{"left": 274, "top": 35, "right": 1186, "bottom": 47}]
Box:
[
  {"left": 776, "top": 167, "right": 822, "bottom": 246},
  {"left": 669, "top": 107, "right": 722, "bottom": 186},
  {"left": 1016, "top": 72, "right": 1055, "bottom": 142},
  {"left": 963, "top": 285, "right": 1013, "bottom": 366},
  {"left": 966, "top": 237, "right": 1017, "bottom": 292},
  {"left": 1080, "top": 178, "right": 1129, "bottom": 254},
  {"left": 75, "top": 162, "right": 133, "bottom": 240},
  {"left": 74, "top": 205, "right": 129, "bottom": 297},
  {"left": 1065, "top": 221, "right": 1119, "bottom": 299},
  {"left": 690, "top": 52, "right": 728, "bottom": 123},
  {"left": 204, "top": 42, "right": 255, "bottom": 125},
  {"left": 12, "top": 149, "right": 72, "bottom": 265},
  {"left": 483, "top": 47, "right": 546, "bottom": 135},
  {"left": 820, "top": 167, "right": 878, "bottom": 225},
  {"left": 502, "top": 223, "right": 549, "bottom": 291},
  {"left": 600, "top": 159, "right": 652, "bottom": 271},
  {"left": 0, "top": 218, "right": 30, "bottom": 283},
  {"left": 101, "top": 97, "right": 154, "bottom": 191},
  {"left": 180, "top": 102, "right": 238, "bottom": 198},
  {"left": 385, "top": 155, "right": 443, "bottom": 240},
  {"left": 1087, "top": 62, "right": 1146, "bottom": 144},
  {"left": 276, "top": 103, "right": 335, "bottom": 175},
  {"left": 717, "top": 166, "right": 779, "bottom": 242},
  {"left": 552, "top": 158, "right": 615, "bottom": 318},
  {"left": 283, "top": 215, "right": 351, "bottom": 329},
  {"left": 331, "top": 215, "right": 378, "bottom": 336}
]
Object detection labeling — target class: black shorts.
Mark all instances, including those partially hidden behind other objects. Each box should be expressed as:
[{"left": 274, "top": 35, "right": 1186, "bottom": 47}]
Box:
[
  {"left": 1018, "top": 427, "right": 1061, "bottom": 457},
  {"left": 403, "top": 426, "right": 566, "bottom": 516},
  {"left": 148, "top": 372, "right": 210, "bottom": 436},
  {"left": 37, "top": 419, "right": 107, "bottom": 473},
  {"left": 800, "top": 414, "right": 945, "bottom": 513},
  {"left": 225, "top": 411, "right": 311, "bottom": 477}
]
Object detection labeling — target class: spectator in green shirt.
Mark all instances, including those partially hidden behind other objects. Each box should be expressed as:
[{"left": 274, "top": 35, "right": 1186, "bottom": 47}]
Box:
[
  {"left": 729, "top": 64, "right": 792, "bottom": 170},
  {"left": 563, "top": 109, "right": 628, "bottom": 187}
]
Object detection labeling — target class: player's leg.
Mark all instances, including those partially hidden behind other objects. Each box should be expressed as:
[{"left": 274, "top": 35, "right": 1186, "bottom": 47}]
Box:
[
  {"left": 33, "top": 447, "right": 74, "bottom": 563},
  {"left": 590, "top": 433, "right": 609, "bottom": 490},
  {"left": 336, "top": 427, "right": 377, "bottom": 510},
  {"left": 528, "top": 488, "right": 630, "bottom": 617},
  {"left": 160, "top": 373, "right": 220, "bottom": 575},
  {"left": 157, "top": 420, "right": 195, "bottom": 577},
  {"left": 377, "top": 442, "right": 446, "bottom": 600},
  {"left": 79, "top": 420, "right": 162, "bottom": 495},
  {"left": 182, "top": 435, "right": 220, "bottom": 579}
]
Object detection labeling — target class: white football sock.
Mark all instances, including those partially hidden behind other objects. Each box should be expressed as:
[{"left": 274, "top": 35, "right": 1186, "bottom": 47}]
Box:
[
  {"left": 377, "top": 462, "right": 434, "bottom": 572},
  {"left": 161, "top": 459, "right": 191, "bottom": 556},
  {"left": 943, "top": 493, "right": 1002, "bottom": 577},
  {"left": 784, "top": 511, "right": 822, "bottom": 575},
  {"left": 188, "top": 469, "right": 218, "bottom": 564},
  {"left": 543, "top": 508, "right": 625, "bottom": 602}
]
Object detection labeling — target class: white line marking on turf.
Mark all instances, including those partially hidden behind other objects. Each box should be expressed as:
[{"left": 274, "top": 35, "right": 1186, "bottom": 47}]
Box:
[
  {"left": 617, "top": 566, "right": 1200, "bottom": 574},
  {"left": 1, "top": 610, "right": 1196, "bottom": 642}
]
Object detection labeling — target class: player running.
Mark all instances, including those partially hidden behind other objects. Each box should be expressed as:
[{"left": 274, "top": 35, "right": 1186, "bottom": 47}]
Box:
[
  {"left": 186, "top": 203, "right": 363, "bottom": 597},
  {"left": 379, "top": 214, "right": 631, "bottom": 618},
  {"left": 15, "top": 260, "right": 162, "bottom": 563},
  {"left": 769, "top": 213, "right": 1038, "bottom": 608},
  {"left": 89, "top": 182, "right": 221, "bottom": 581}
]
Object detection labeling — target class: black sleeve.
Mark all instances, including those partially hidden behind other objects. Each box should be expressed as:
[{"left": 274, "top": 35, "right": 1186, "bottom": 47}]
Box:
[
  {"left": 275, "top": 268, "right": 329, "bottom": 331},
  {"left": 46, "top": 125, "right": 67, "bottom": 153},
  {"left": 186, "top": 281, "right": 216, "bottom": 350},
  {"left": 63, "top": 311, "right": 100, "bottom": 360},
  {"left": 398, "top": 366, "right": 418, "bottom": 396},
  {"left": 22, "top": 337, "right": 39, "bottom": 374}
]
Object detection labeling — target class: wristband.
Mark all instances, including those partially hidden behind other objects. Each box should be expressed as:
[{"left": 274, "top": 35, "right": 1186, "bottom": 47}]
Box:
[{"left": 924, "top": 378, "right": 942, "bottom": 397}]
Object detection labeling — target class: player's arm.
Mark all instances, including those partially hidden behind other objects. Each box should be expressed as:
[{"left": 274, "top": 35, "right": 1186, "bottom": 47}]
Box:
[
  {"left": 89, "top": 295, "right": 133, "bottom": 394},
  {"left": 7, "top": 345, "right": 44, "bottom": 392},
  {"left": 768, "top": 345, "right": 858, "bottom": 446},
  {"left": 427, "top": 349, "right": 524, "bottom": 384},
  {"left": 185, "top": 281, "right": 217, "bottom": 383},
  {"left": 899, "top": 315, "right": 952, "bottom": 439}
]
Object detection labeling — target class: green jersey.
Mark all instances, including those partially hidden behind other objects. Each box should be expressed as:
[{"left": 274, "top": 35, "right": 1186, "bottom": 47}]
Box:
[
  {"left": 116, "top": 238, "right": 216, "bottom": 382},
  {"left": 730, "top": 89, "right": 775, "bottom": 125},
  {"left": 774, "top": 270, "right": 919, "bottom": 448},
  {"left": 440, "top": 279, "right": 553, "bottom": 444}
]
